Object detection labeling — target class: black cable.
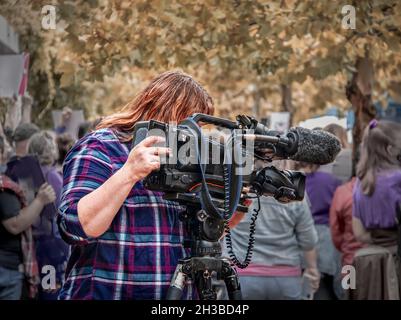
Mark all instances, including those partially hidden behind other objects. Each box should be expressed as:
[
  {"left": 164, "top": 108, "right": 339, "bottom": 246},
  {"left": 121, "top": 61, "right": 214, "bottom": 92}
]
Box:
[{"left": 223, "top": 164, "right": 261, "bottom": 269}]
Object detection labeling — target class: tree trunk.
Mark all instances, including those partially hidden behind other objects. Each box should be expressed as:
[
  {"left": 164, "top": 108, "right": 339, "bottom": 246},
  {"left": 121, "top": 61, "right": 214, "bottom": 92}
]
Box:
[
  {"left": 252, "top": 89, "right": 261, "bottom": 119},
  {"left": 281, "top": 84, "right": 293, "bottom": 127},
  {"left": 348, "top": 57, "right": 376, "bottom": 176}
]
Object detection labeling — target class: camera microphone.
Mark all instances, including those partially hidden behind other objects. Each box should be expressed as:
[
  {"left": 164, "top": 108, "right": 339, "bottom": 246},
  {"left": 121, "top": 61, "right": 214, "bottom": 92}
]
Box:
[
  {"left": 287, "top": 127, "right": 341, "bottom": 164},
  {"left": 243, "top": 127, "right": 341, "bottom": 165}
]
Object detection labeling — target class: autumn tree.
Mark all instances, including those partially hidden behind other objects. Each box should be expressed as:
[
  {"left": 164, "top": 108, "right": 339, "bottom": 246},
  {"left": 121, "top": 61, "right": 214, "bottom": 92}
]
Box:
[{"left": 1, "top": 0, "right": 400, "bottom": 143}]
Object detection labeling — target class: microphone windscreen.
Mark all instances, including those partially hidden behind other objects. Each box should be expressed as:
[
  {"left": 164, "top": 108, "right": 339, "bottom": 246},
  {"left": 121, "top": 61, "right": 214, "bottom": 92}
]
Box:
[{"left": 288, "top": 127, "right": 342, "bottom": 165}]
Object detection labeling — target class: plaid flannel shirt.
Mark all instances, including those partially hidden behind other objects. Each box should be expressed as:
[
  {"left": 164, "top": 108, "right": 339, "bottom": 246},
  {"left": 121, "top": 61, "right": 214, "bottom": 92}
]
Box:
[{"left": 57, "top": 129, "right": 192, "bottom": 300}]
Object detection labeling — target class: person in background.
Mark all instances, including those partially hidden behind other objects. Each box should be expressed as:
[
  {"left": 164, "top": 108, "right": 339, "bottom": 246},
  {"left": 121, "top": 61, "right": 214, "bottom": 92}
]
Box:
[
  {"left": 329, "top": 174, "right": 365, "bottom": 283},
  {"left": 0, "top": 172, "right": 55, "bottom": 300},
  {"left": 28, "top": 131, "right": 69, "bottom": 300},
  {"left": 0, "top": 136, "right": 6, "bottom": 174},
  {"left": 224, "top": 161, "right": 320, "bottom": 300},
  {"left": 28, "top": 131, "right": 62, "bottom": 204},
  {"left": 55, "top": 133, "right": 74, "bottom": 170},
  {"left": 10, "top": 123, "right": 40, "bottom": 159},
  {"left": 327, "top": 124, "right": 364, "bottom": 298},
  {"left": 55, "top": 107, "right": 72, "bottom": 135},
  {"left": 320, "top": 124, "right": 352, "bottom": 183},
  {"left": 351, "top": 119, "right": 401, "bottom": 299},
  {"left": 77, "top": 121, "right": 92, "bottom": 140},
  {"left": 77, "top": 119, "right": 102, "bottom": 140},
  {"left": 299, "top": 160, "right": 342, "bottom": 300}
]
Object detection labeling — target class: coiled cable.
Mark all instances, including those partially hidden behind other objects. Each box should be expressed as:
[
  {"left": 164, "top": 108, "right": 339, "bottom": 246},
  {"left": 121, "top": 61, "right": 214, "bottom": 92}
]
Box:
[{"left": 223, "top": 162, "right": 261, "bottom": 269}]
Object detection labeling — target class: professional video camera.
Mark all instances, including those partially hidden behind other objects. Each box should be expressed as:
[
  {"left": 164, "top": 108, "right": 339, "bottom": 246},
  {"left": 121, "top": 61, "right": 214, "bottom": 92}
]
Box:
[{"left": 132, "top": 113, "right": 341, "bottom": 300}]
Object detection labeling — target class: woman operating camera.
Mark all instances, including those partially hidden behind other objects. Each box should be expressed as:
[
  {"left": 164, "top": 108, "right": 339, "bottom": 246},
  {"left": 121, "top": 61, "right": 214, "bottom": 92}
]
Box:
[{"left": 57, "top": 71, "right": 245, "bottom": 300}]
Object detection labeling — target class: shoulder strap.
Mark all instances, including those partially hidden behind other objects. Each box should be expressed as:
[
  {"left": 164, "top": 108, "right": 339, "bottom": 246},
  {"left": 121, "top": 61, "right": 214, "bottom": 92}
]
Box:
[
  {"left": 180, "top": 117, "right": 242, "bottom": 219},
  {"left": 180, "top": 118, "right": 222, "bottom": 219}
]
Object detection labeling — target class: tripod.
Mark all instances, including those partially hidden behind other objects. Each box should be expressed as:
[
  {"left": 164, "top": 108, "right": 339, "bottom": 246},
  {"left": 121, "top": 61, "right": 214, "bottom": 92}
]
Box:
[{"left": 165, "top": 194, "right": 243, "bottom": 300}]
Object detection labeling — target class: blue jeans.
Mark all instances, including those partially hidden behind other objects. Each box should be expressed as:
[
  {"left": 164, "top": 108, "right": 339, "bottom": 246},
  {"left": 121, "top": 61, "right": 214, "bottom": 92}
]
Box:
[
  {"left": 240, "top": 276, "right": 302, "bottom": 300},
  {"left": 0, "top": 266, "right": 23, "bottom": 300}
]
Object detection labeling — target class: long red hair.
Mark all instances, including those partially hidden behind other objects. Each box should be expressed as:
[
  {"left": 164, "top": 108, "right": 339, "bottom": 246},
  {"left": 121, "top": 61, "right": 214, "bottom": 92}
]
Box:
[{"left": 97, "top": 70, "right": 214, "bottom": 141}]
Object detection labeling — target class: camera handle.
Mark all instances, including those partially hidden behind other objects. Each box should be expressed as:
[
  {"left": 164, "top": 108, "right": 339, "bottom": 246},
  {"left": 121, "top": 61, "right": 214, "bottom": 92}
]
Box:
[{"left": 190, "top": 113, "right": 238, "bottom": 129}]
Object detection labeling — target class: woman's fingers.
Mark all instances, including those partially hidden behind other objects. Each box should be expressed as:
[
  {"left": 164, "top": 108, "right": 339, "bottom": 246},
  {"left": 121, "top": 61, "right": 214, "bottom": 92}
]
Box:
[
  {"left": 147, "top": 155, "right": 161, "bottom": 170},
  {"left": 148, "top": 155, "right": 160, "bottom": 163},
  {"left": 125, "top": 136, "right": 171, "bottom": 181},
  {"left": 147, "top": 147, "right": 171, "bottom": 156},
  {"left": 138, "top": 136, "right": 165, "bottom": 148}
]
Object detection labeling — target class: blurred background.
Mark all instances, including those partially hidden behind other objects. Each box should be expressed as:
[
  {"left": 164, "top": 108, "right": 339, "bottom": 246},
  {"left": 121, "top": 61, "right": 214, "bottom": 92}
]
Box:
[
  {"left": 1, "top": 0, "right": 401, "bottom": 301},
  {"left": 0, "top": 0, "right": 400, "bottom": 135}
]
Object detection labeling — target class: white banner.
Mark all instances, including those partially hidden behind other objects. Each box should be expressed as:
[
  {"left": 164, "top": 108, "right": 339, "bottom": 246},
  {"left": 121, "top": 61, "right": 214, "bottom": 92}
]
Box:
[
  {"left": 269, "top": 112, "right": 290, "bottom": 133},
  {"left": 0, "top": 53, "right": 29, "bottom": 98}
]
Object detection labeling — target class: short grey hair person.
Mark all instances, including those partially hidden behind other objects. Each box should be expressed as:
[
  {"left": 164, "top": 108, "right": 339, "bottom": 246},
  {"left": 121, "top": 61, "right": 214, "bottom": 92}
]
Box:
[
  {"left": 13, "top": 123, "right": 40, "bottom": 142},
  {"left": 28, "top": 131, "right": 59, "bottom": 166}
]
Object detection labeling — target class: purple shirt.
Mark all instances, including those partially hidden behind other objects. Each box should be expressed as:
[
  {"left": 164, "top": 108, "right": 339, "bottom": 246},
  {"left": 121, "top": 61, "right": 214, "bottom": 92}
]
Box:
[
  {"left": 38, "top": 166, "right": 69, "bottom": 299},
  {"left": 353, "top": 169, "right": 401, "bottom": 229},
  {"left": 30, "top": 166, "right": 63, "bottom": 237},
  {"left": 305, "top": 171, "right": 342, "bottom": 225},
  {"left": 41, "top": 166, "right": 63, "bottom": 206}
]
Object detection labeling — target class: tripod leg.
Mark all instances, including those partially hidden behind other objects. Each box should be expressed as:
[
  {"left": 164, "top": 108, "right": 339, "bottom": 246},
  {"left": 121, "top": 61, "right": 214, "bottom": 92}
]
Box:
[
  {"left": 195, "top": 270, "right": 217, "bottom": 300},
  {"left": 166, "top": 263, "right": 187, "bottom": 300},
  {"left": 222, "top": 263, "right": 242, "bottom": 300}
]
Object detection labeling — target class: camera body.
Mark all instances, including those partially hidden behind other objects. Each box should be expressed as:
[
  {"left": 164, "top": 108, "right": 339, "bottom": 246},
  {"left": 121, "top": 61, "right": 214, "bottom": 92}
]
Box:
[
  {"left": 132, "top": 114, "right": 307, "bottom": 278},
  {"left": 131, "top": 114, "right": 305, "bottom": 212}
]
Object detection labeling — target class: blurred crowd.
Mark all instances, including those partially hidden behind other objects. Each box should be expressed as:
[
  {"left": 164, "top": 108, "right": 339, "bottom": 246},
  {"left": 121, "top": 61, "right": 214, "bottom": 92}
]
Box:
[
  {"left": 226, "top": 120, "right": 401, "bottom": 300},
  {"left": 0, "top": 107, "right": 401, "bottom": 300},
  {"left": 0, "top": 107, "right": 99, "bottom": 300}
]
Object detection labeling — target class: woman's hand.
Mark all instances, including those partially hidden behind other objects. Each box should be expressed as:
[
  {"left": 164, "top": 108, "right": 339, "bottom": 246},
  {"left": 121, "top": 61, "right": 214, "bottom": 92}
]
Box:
[
  {"left": 77, "top": 135, "right": 172, "bottom": 238},
  {"left": 122, "top": 136, "right": 171, "bottom": 183}
]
